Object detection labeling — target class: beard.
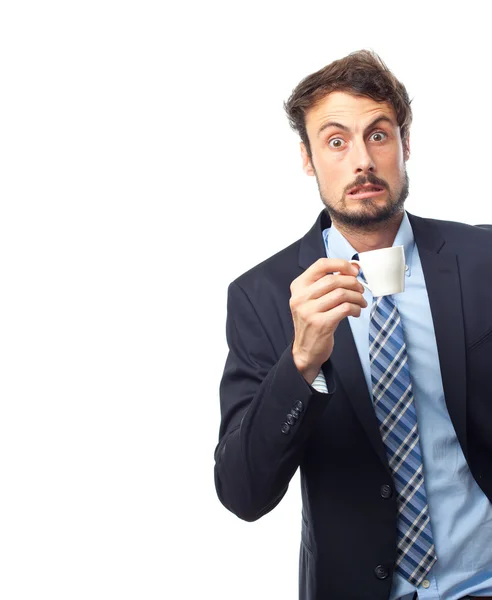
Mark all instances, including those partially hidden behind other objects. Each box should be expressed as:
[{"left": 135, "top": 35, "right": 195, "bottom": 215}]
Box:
[{"left": 317, "top": 169, "right": 410, "bottom": 231}]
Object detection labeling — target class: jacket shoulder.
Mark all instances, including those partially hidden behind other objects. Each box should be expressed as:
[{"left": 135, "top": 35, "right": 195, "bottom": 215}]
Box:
[
  {"left": 231, "top": 238, "right": 304, "bottom": 295},
  {"left": 411, "top": 214, "right": 492, "bottom": 249},
  {"left": 430, "top": 216, "right": 492, "bottom": 235}
]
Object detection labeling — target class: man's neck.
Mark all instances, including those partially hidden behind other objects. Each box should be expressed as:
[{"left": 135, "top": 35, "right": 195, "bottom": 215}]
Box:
[{"left": 331, "top": 211, "right": 404, "bottom": 254}]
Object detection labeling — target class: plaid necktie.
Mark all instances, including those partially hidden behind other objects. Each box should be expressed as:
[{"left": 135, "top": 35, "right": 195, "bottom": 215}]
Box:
[{"left": 369, "top": 292, "right": 437, "bottom": 586}]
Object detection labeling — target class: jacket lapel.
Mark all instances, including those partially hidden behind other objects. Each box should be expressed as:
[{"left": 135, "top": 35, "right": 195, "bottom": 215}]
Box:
[
  {"left": 299, "top": 210, "right": 392, "bottom": 473},
  {"left": 328, "top": 320, "right": 393, "bottom": 472},
  {"left": 408, "top": 214, "right": 468, "bottom": 460}
]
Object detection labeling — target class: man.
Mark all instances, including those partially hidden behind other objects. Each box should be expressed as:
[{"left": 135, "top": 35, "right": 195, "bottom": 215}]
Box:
[{"left": 213, "top": 50, "right": 492, "bottom": 600}]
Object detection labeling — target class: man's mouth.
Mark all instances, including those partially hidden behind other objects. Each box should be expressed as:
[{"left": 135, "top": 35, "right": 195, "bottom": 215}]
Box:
[{"left": 347, "top": 185, "right": 386, "bottom": 198}]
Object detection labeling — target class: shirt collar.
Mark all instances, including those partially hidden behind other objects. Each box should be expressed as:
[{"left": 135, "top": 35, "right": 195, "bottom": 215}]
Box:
[{"left": 322, "top": 211, "right": 415, "bottom": 276}]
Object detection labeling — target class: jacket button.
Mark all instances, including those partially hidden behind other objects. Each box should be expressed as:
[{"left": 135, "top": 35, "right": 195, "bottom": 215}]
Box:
[
  {"left": 286, "top": 414, "right": 296, "bottom": 426},
  {"left": 374, "top": 565, "right": 389, "bottom": 579},
  {"left": 380, "top": 484, "right": 393, "bottom": 499},
  {"left": 281, "top": 423, "right": 290, "bottom": 435},
  {"left": 294, "top": 400, "right": 304, "bottom": 412},
  {"left": 291, "top": 408, "right": 300, "bottom": 419}
]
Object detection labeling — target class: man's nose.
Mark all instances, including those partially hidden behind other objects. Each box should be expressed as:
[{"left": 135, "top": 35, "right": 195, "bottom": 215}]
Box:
[{"left": 352, "top": 140, "right": 376, "bottom": 174}]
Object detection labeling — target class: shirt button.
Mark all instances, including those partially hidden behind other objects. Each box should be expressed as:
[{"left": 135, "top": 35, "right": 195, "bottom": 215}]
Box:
[
  {"left": 281, "top": 423, "right": 290, "bottom": 435},
  {"left": 422, "top": 580, "right": 430, "bottom": 589}
]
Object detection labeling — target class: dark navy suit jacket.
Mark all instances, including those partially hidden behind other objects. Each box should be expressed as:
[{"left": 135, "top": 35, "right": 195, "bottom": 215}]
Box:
[{"left": 214, "top": 211, "right": 492, "bottom": 600}]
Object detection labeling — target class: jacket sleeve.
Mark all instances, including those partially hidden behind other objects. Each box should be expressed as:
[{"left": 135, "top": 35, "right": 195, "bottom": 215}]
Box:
[{"left": 214, "top": 280, "right": 336, "bottom": 522}]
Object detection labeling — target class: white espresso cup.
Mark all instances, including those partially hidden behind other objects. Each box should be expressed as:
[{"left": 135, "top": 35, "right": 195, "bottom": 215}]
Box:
[{"left": 350, "top": 245, "right": 406, "bottom": 297}]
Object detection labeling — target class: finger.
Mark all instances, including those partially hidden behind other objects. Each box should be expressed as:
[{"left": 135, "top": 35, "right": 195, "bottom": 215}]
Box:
[
  {"left": 313, "top": 288, "right": 368, "bottom": 313},
  {"left": 294, "top": 258, "right": 359, "bottom": 288},
  {"left": 308, "top": 274, "right": 365, "bottom": 300},
  {"left": 324, "top": 300, "right": 365, "bottom": 323}
]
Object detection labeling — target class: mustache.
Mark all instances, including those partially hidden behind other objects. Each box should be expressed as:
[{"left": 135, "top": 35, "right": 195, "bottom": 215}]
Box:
[{"left": 345, "top": 173, "right": 389, "bottom": 193}]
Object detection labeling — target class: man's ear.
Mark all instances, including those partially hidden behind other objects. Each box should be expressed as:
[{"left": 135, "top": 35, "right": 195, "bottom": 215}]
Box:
[
  {"left": 403, "top": 134, "right": 411, "bottom": 162},
  {"left": 300, "top": 142, "right": 315, "bottom": 176}
]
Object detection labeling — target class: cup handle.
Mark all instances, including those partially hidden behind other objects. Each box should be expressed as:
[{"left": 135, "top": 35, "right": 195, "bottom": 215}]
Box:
[{"left": 349, "top": 259, "right": 371, "bottom": 292}]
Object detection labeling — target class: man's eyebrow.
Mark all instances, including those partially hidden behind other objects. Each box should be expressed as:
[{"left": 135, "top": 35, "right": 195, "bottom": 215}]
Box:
[{"left": 317, "top": 115, "right": 396, "bottom": 138}]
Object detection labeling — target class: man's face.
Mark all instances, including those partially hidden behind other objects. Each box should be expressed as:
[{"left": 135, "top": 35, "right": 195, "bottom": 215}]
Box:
[{"left": 301, "top": 91, "right": 410, "bottom": 228}]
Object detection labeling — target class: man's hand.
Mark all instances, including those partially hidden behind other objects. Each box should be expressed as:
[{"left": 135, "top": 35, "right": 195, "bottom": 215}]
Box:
[{"left": 290, "top": 258, "right": 367, "bottom": 384}]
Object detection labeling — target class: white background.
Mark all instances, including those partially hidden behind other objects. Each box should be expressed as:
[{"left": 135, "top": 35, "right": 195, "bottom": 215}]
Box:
[{"left": 0, "top": 1, "right": 490, "bottom": 599}]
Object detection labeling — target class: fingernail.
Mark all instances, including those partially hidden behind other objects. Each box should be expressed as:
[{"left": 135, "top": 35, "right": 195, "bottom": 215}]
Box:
[{"left": 351, "top": 265, "right": 359, "bottom": 275}]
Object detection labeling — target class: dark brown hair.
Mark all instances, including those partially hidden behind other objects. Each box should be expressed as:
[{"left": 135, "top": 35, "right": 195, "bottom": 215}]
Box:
[{"left": 284, "top": 50, "right": 412, "bottom": 158}]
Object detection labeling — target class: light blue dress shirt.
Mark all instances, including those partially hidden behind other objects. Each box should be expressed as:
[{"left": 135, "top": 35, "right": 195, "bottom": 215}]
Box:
[{"left": 323, "top": 212, "right": 492, "bottom": 600}]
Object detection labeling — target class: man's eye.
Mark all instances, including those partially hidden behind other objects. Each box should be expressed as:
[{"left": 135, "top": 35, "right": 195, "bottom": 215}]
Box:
[
  {"left": 370, "top": 132, "right": 387, "bottom": 142},
  {"left": 328, "top": 138, "right": 345, "bottom": 149}
]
